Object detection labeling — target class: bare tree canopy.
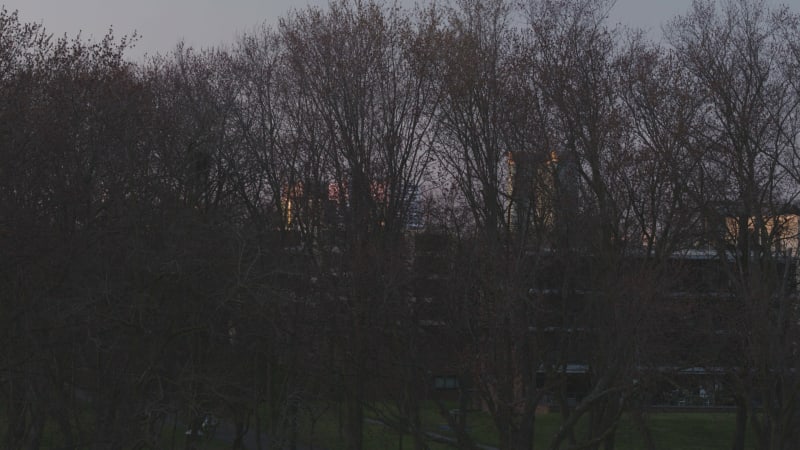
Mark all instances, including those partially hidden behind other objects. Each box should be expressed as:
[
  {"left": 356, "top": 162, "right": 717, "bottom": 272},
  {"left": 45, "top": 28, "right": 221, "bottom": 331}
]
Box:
[{"left": 1, "top": 1, "right": 799, "bottom": 450}]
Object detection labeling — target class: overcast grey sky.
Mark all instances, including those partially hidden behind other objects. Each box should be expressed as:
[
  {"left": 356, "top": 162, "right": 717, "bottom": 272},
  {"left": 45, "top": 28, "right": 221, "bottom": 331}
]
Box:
[{"left": 1, "top": 0, "right": 793, "bottom": 60}]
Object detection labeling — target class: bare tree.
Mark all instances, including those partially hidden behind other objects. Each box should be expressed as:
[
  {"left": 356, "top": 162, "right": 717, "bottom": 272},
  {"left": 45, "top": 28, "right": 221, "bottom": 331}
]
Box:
[
  {"left": 523, "top": 1, "right": 691, "bottom": 448},
  {"left": 428, "top": 1, "right": 566, "bottom": 449},
  {"left": 667, "top": 1, "right": 800, "bottom": 449},
  {"left": 279, "top": 1, "right": 440, "bottom": 448}
]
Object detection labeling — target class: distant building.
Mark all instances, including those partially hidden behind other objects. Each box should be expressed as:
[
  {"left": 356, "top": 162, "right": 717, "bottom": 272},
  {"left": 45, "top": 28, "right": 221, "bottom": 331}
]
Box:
[{"left": 280, "top": 179, "right": 423, "bottom": 231}]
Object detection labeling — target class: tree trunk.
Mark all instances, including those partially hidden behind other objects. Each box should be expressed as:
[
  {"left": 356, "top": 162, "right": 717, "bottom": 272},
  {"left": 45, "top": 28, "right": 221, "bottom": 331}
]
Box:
[{"left": 732, "top": 395, "right": 747, "bottom": 450}]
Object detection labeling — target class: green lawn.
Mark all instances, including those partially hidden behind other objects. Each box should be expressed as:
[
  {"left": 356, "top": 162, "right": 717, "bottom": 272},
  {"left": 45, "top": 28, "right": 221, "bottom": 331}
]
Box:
[
  {"left": 630, "top": 412, "right": 752, "bottom": 450},
  {"left": 4, "top": 403, "right": 750, "bottom": 449},
  {"left": 255, "top": 402, "right": 753, "bottom": 450}
]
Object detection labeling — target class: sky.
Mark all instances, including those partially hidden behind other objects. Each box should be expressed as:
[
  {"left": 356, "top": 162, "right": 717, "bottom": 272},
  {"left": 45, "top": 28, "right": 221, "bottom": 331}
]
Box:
[{"left": 0, "top": 0, "right": 793, "bottom": 61}]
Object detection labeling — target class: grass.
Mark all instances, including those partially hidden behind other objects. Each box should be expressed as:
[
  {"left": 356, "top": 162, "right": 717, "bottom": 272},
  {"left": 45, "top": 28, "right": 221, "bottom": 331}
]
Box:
[
  {"left": 2, "top": 402, "right": 752, "bottom": 449},
  {"left": 636, "top": 412, "right": 753, "bottom": 450},
  {"left": 2, "top": 408, "right": 234, "bottom": 450},
  {"left": 252, "top": 401, "right": 754, "bottom": 450}
]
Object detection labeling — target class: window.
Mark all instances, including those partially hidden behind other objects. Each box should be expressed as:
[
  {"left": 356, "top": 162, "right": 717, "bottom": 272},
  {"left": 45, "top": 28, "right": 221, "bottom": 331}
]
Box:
[{"left": 434, "top": 376, "right": 459, "bottom": 390}]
